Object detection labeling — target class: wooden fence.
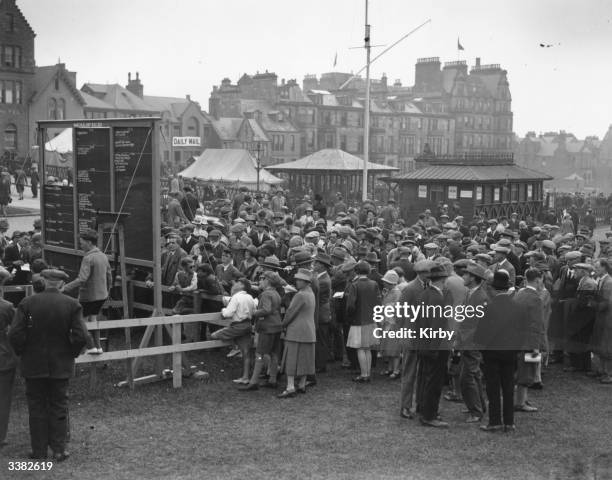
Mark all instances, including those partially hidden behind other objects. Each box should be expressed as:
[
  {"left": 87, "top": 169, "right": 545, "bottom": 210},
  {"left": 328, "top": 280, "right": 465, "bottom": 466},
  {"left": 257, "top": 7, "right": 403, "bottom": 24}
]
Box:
[{"left": 4, "top": 282, "right": 235, "bottom": 389}]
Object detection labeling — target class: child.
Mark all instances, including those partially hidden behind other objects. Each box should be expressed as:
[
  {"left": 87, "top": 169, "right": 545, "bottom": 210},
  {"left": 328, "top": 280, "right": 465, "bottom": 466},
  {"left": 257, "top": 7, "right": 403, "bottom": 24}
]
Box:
[{"left": 170, "top": 257, "right": 197, "bottom": 315}]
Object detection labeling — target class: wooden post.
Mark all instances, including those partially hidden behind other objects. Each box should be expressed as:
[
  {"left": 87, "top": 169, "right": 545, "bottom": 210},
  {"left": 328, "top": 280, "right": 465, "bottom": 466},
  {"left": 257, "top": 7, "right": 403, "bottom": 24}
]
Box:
[
  {"left": 117, "top": 225, "right": 134, "bottom": 389},
  {"left": 172, "top": 322, "right": 182, "bottom": 388}
]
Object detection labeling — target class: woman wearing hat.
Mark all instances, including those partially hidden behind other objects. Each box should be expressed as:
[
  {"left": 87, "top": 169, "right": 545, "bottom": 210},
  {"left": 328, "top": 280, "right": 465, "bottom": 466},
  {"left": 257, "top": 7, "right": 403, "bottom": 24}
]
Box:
[
  {"left": 345, "top": 261, "right": 382, "bottom": 382},
  {"left": 379, "top": 270, "right": 402, "bottom": 379},
  {"left": 240, "top": 271, "right": 283, "bottom": 391},
  {"left": 278, "top": 268, "right": 316, "bottom": 398}
]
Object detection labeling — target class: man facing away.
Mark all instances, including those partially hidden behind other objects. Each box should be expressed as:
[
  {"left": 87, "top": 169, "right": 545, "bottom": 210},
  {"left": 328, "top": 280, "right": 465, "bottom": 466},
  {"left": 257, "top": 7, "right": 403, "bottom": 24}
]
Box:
[
  {"left": 62, "top": 229, "right": 112, "bottom": 354},
  {"left": 9, "top": 269, "right": 88, "bottom": 461}
]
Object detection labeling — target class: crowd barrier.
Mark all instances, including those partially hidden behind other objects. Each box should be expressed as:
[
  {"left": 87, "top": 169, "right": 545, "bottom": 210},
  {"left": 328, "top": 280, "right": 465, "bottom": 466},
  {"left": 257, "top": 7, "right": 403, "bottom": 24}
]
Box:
[{"left": 4, "top": 282, "right": 233, "bottom": 390}]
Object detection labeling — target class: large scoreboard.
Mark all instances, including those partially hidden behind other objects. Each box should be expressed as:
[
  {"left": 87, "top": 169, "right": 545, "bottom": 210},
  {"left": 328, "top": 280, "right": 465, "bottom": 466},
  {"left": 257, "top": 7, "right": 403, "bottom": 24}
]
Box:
[{"left": 39, "top": 118, "right": 160, "bottom": 278}]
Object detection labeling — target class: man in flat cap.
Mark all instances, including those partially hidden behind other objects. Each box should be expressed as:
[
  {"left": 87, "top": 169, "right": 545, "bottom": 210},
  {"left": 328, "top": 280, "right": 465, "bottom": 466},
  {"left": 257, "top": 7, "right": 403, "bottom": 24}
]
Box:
[
  {"left": 458, "top": 262, "right": 490, "bottom": 423},
  {"left": 399, "top": 259, "right": 435, "bottom": 419},
  {"left": 63, "top": 229, "right": 112, "bottom": 355},
  {"left": 9, "top": 269, "right": 88, "bottom": 461},
  {"left": 490, "top": 245, "right": 516, "bottom": 287}
]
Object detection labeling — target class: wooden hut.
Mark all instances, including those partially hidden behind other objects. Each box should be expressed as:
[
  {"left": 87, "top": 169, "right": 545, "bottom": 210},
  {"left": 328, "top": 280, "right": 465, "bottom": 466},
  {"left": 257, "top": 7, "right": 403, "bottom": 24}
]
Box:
[
  {"left": 382, "top": 153, "right": 553, "bottom": 223},
  {"left": 266, "top": 149, "right": 398, "bottom": 203}
]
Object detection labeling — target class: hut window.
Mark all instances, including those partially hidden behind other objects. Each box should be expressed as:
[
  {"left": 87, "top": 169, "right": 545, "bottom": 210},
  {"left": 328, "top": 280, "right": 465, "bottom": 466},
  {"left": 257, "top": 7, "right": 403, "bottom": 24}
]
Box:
[
  {"left": 418, "top": 185, "right": 427, "bottom": 198},
  {"left": 527, "top": 184, "right": 533, "bottom": 200},
  {"left": 493, "top": 187, "right": 500, "bottom": 202},
  {"left": 511, "top": 184, "right": 519, "bottom": 202},
  {"left": 430, "top": 185, "right": 444, "bottom": 203}
]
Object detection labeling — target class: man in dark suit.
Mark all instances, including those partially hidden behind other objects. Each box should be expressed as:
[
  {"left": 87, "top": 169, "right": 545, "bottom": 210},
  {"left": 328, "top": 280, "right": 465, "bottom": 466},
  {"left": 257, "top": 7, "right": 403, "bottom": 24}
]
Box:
[
  {"left": 180, "top": 224, "right": 198, "bottom": 255},
  {"left": 249, "top": 222, "right": 272, "bottom": 248},
  {"left": 3, "top": 231, "right": 31, "bottom": 286},
  {"left": 475, "top": 270, "right": 520, "bottom": 432},
  {"left": 215, "top": 248, "right": 242, "bottom": 294},
  {"left": 399, "top": 260, "right": 433, "bottom": 419},
  {"left": 513, "top": 268, "right": 545, "bottom": 413},
  {"left": 160, "top": 233, "right": 187, "bottom": 286},
  {"left": 313, "top": 253, "right": 332, "bottom": 373},
  {"left": 415, "top": 265, "right": 452, "bottom": 428},
  {"left": 9, "top": 269, "right": 88, "bottom": 461},
  {"left": 458, "top": 262, "right": 489, "bottom": 423}
]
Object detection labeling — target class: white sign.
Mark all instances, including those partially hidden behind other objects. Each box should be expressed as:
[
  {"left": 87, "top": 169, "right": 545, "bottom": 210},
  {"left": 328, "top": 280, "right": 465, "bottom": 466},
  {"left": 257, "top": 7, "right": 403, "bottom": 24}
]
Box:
[
  {"left": 418, "top": 185, "right": 427, "bottom": 198},
  {"left": 460, "top": 189, "right": 472, "bottom": 199},
  {"left": 494, "top": 188, "right": 500, "bottom": 202},
  {"left": 172, "top": 136, "right": 201, "bottom": 147},
  {"left": 448, "top": 186, "right": 457, "bottom": 199},
  {"left": 527, "top": 184, "right": 533, "bottom": 199},
  {"left": 476, "top": 186, "right": 482, "bottom": 201}
]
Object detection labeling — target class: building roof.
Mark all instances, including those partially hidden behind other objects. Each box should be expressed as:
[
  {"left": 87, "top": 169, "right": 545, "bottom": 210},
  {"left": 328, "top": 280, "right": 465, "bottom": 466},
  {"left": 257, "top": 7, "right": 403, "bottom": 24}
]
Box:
[
  {"left": 81, "top": 83, "right": 157, "bottom": 112},
  {"left": 258, "top": 112, "right": 299, "bottom": 133},
  {"left": 210, "top": 118, "right": 243, "bottom": 141},
  {"left": 266, "top": 149, "right": 398, "bottom": 173},
  {"left": 31, "top": 64, "right": 86, "bottom": 106},
  {"left": 244, "top": 119, "right": 269, "bottom": 142},
  {"left": 143, "top": 95, "right": 189, "bottom": 120},
  {"left": 80, "top": 91, "right": 114, "bottom": 110},
  {"left": 386, "top": 163, "right": 552, "bottom": 183}
]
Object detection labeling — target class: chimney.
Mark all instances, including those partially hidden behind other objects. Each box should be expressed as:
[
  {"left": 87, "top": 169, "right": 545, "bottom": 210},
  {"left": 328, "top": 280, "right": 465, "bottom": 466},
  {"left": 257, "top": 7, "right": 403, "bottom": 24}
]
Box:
[
  {"left": 126, "top": 71, "right": 144, "bottom": 98},
  {"left": 475, "top": 57, "right": 481, "bottom": 68},
  {"left": 186, "top": 94, "right": 191, "bottom": 101},
  {"left": 414, "top": 57, "right": 442, "bottom": 91}
]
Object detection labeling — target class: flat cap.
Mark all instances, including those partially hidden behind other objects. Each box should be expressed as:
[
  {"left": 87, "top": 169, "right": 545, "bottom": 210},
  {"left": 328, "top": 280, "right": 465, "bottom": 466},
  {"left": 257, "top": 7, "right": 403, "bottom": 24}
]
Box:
[
  {"left": 41, "top": 269, "right": 69, "bottom": 281},
  {"left": 424, "top": 242, "right": 438, "bottom": 249},
  {"left": 573, "top": 262, "right": 593, "bottom": 271},
  {"left": 565, "top": 251, "right": 582, "bottom": 261},
  {"left": 414, "top": 259, "right": 436, "bottom": 273}
]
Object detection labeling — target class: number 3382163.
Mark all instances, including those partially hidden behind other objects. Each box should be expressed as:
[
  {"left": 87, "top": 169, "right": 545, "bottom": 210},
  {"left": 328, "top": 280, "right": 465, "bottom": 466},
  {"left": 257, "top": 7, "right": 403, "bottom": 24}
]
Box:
[{"left": 8, "top": 461, "right": 53, "bottom": 470}]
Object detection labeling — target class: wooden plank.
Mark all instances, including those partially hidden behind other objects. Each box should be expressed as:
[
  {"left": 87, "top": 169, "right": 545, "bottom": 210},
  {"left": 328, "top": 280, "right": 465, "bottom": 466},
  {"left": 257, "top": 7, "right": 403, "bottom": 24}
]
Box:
[
  {"left": 76, "top": 339, "right": 232, "bottom": 363},
  {"left": 115, "top": 374, "right": 161, "bottom": 388},
  {"left": 83, "top": 312, "right": 227, "bottom": 330},
  {"left": 172, "top": 323, "right": 182, "bottom": 388},
  {"left": 131, "top": 323, "right": 155, "bottom": 377}
]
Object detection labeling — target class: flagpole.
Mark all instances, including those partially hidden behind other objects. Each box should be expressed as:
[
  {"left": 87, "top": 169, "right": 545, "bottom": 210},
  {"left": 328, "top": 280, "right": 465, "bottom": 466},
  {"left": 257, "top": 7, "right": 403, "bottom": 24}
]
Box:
[{"left": 362, "top": 0, "right": 371, "bottom": 203}]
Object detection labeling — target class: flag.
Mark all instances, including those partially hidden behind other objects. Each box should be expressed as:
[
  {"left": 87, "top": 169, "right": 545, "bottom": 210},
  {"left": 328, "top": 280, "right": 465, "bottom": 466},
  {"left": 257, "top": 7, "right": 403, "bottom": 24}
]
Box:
[
  {"left": 333, "top": 52, "right": 337, "bottom": 67},
  {"left": 457, "top": 38, "right": 464, "bottom": 51}
]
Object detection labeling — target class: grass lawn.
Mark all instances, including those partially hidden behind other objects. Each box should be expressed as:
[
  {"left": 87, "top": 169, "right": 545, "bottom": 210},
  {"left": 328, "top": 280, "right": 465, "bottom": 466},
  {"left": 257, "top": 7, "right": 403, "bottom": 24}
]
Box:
[{"left": 2, "top": 348, "right": 612, "bottom": 480}]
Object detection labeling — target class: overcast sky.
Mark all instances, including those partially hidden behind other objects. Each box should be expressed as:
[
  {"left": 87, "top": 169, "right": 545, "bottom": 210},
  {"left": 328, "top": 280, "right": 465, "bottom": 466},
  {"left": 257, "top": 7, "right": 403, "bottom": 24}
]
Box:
[{"left": 18, "top": 0, "right": 612, "bottom": 139}]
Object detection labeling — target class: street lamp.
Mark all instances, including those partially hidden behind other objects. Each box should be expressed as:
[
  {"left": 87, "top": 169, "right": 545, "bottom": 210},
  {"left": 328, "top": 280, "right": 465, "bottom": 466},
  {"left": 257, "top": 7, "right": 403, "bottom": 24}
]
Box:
[{"left": 255, "top": 142, "right": 262, "bottom": 193}]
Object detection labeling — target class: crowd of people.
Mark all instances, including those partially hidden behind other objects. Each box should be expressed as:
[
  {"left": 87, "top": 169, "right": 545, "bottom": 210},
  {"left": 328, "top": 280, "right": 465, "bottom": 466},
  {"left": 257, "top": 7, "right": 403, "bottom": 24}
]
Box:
[
  {"left": 2, "top": 180, "right": 612, "bottom": 460},
  {"left": 156, "top": 184, "right": 612, "bottom": 429}
]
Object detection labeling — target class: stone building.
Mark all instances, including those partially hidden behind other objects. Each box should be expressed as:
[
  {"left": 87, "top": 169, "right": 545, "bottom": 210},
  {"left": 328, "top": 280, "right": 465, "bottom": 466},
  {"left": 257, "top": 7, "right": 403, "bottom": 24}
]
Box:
[
  {"left": 209, "top": 71, "right": 455, "bottom": 173},
  {"left": 81, "top": 73, "right": 211, "bottom": 167},
  {"left": 0, "top": 0, "right": 35, "bottom": 160}
]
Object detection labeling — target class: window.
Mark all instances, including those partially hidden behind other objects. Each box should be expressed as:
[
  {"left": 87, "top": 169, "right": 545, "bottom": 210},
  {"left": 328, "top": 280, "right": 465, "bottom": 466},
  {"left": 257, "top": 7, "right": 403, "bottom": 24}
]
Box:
[
  {"left": 2, "top": 80, "right": 13, "bottom": 104},
  {"left": 187, "top": 117, "right": 200, "bottom": 136},
  {"left": 3, "top": 46, "right": 13, "bottom": 67},
  {"left": 290, "top": 135, "right": 295, "bottom": 152},
  {"left": 164, "top": 150, "right": 169, "bottom": 162},
  {"left": 14, "top": 47, "right": 21, "bottom": 68},
  {"left": 15, "top": 81, "right": 21, "bottom": 104},
  {"left": 340, "top": 135, "right": 347, "bottom": 151},
  {"left": 4, "top": 124, "right": 17, "bottom": 150},
  {"left": 429, "top": 185, "right": 444, "bottom": 203},
  {"left": 173, "top": 125, "right": 181, "bottom": 135},
  {"left": 357, "top": 136, "right": 363, "bottom": 153},
  {"left": 325, "top": 133, "right": 334, "bottom": 148},
  {"left": 340, "top": 112, "right": 347, "bottom": 126},
  {"left": 48, "top": 98, "right": 57, "bottom": 118},
  {"left": 6, "top": 14, "right": 15, "bottom": 32},
  {"left": 511, "top": 184, "right": 519, "bottom": 202},
  {"left": 57, "top": 98, "right": 66, "bottom": 119}
]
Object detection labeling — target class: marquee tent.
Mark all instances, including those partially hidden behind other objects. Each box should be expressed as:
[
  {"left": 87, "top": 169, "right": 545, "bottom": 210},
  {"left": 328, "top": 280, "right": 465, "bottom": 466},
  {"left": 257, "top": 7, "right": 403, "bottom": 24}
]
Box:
[{"left": 178, "top": 149, "right": 283, "bottom": 190}]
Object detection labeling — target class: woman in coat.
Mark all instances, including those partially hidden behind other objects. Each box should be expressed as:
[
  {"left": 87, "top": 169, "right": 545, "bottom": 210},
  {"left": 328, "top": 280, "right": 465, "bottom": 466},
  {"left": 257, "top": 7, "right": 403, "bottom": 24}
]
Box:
[
  {"left": 278, "top": 268, "right": 316, "bottom": 398},
  {"left": 345, "top": 261, "right": 382, "bottom": 382},
  {"left": 379, "top": 270, "right": 402, "bottom": 379}
]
